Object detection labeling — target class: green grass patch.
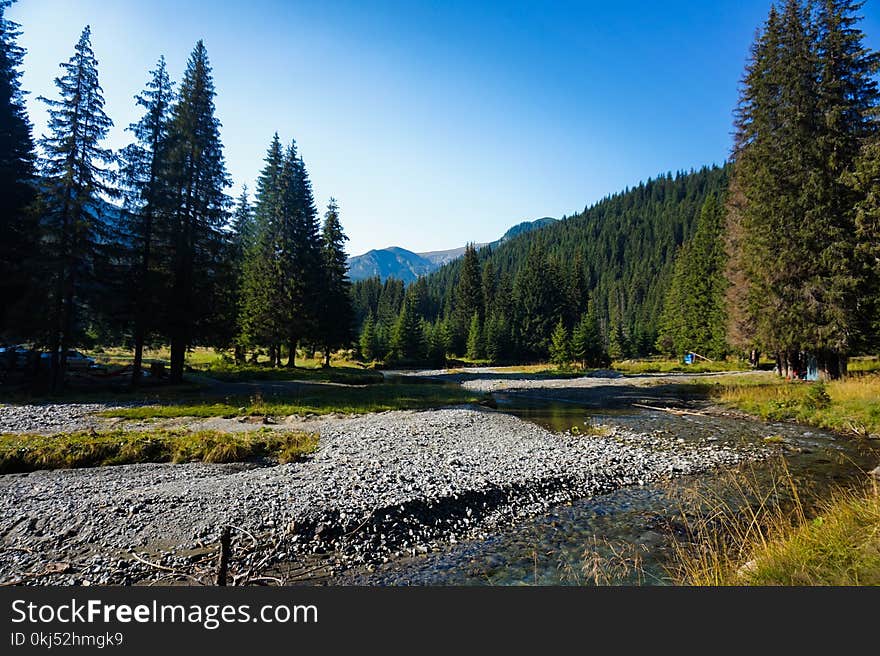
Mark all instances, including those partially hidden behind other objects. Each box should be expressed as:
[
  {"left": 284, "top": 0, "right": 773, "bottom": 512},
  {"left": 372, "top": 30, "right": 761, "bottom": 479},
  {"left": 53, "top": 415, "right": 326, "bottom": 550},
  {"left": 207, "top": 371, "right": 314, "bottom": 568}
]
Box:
[
  {"left": 100, "top": 382, "right": 485, "bottom": 420},
  {"left": 612, "top": 358, "right": 752, "bottom": 375},
  {"left": 199, "top": 362, "right": 383, "bottom": 385},
  {"left": 666, "top": 461, "right": 880, "bottom": 586},
  {"left": 711, "top": 375, "right": 880, "bottom": 437},
  {"left": 848, "top": 356, "right": 880, "bottom": 374},
  {"left": 0, "top": 428, "right": 318, "bottom": 474},
  {"left": 733, "top": 492, "right": 880, "bottom": 585}
]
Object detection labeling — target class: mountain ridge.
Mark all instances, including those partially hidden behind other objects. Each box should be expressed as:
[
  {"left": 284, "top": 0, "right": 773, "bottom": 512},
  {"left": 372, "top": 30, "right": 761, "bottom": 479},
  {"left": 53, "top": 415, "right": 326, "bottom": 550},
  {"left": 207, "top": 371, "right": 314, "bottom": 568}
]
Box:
[{"left": 347, "top": 217, "right": 556, "bottom": 282}]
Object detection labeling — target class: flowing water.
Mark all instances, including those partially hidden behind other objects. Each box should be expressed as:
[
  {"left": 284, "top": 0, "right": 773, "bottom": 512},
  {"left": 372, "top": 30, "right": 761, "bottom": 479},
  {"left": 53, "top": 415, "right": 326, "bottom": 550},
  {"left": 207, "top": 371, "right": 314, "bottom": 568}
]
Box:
[{"left": 340, "top": 385, "right": 880, "bottom": 585}]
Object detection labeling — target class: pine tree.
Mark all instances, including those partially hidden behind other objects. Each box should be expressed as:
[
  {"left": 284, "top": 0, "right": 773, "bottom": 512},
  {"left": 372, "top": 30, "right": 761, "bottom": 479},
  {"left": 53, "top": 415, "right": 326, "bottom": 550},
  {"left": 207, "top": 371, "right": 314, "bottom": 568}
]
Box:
[
  {"left": 161, "top": 40, "right": 230, "bottom": 382},
  {"left": 425, "top": 318, "right": 449, "bottom": 367},
  {"left": 657, "top": 194, "right": 728, "bottom": 359},
  {"left": 38, "top": 25, "right": 115, "bottom": 388},
  {"left": 228, "top": 187, "right": 253, "bottom": 362},
  {"left": 484, "top": 312, "right": 510, "bottom": 364},
  {"left": 481, "top": 260, "right": 496, "bottom": 315},
  {"left": 811, "top": 0, "right": 880, "bottom": 372},
  {"left": 119, "top": 56, "right": 174, "bottom": 384},
  {"left": 278, "top": 142, "right": 322, "bottom": 366},
  {"left": 466, "top": 312, "right": 484, "bottom": 360},
  {"left": 359, "top": 313, "right": 378, "bottom": 362},
  {"left": 607, "top": 313, "right": 627, "bottom": 362},
  {"left": 0, "top": 0, "right": 36, "bottom": 341},
  {"left": 848, "top": 138, "right": 880, "bottom": 350},
  {"left": 571, "top": 306, "right": 605, "bottom": 368},
  {"left": 239, "top": 135, "right": 285, "bottom": 359},
  {"left": 549, "top": 318, "right": 571, "bottom": 367},
  {"left": 728, "top": 0, "right": 879, "bottom": 378},
  {"left": 513, "top": 241, "right": 560, "bottom": 360},
  {"left": 656, "top": 242, "right": 689, "bottom": 357},
  {"left": 318, "top": 198, "right": 354, "bottom": 366},
  {"left": 391, "top": 290, "right": 424, "bottom": 362},
  {"left": 452, "top": 244, "right": 483, "bottom": 354}
]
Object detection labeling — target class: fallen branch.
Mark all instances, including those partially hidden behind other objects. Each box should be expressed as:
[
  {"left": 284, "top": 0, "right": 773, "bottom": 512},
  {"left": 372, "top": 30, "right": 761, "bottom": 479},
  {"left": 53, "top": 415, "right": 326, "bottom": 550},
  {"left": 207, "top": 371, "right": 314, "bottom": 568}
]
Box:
[
  {"left": 130, "top": 551, "right": 190, "bottom": 576},
  {"left": 632, "top": 403, "right": 707, "bottom": 417}
]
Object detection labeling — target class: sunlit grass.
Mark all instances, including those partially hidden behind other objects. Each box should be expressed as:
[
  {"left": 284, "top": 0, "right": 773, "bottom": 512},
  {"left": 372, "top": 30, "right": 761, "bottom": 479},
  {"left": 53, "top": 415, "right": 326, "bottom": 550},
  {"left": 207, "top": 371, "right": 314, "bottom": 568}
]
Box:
[
  {"left": 0, "top": 428, "right": 318, "bottom": 474},
  {"left": 667, "top": 460, "right": 880, "bottom": 586},
  {"left": 99, "top": 383, "right": 486, "bottom": 420},
  {"left": 198, "top": 361, "right": 383, "bottom": 385},
  {"left": 713, "top": 374, "right": 880, "bottom": 437},
  {"left": 87, "top": 346, "right": 367, "bottom": 371},
  {"left": 735, "top": 492, "right": 880, "bottom": 585},
  {"left": 612, "top": 358, "right": 751, "bottom": 374},
  {"left": 849, "top": 356, "right": 880, "bottom": 374}
]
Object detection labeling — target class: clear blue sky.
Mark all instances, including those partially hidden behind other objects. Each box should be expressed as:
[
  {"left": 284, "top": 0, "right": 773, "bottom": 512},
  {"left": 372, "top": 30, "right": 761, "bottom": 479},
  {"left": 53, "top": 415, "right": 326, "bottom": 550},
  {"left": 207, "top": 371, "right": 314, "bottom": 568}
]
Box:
[{"left": 10, "top": 1, "right": 880, "bottom": 256}]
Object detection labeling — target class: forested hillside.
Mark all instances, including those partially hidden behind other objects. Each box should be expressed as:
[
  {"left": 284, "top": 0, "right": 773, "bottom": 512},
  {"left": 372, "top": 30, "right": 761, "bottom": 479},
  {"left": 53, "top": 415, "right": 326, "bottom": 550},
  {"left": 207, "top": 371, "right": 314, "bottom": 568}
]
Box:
[{"left": 352, "top": 165, "right": 729, "bottom": 363}]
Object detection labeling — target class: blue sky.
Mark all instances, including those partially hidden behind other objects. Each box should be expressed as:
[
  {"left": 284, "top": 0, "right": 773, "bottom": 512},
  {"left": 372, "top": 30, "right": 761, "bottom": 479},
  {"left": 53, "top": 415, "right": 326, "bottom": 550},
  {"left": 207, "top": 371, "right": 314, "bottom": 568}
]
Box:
[{"left": 9, "top": 1, "right": 880, "bottom": 256}]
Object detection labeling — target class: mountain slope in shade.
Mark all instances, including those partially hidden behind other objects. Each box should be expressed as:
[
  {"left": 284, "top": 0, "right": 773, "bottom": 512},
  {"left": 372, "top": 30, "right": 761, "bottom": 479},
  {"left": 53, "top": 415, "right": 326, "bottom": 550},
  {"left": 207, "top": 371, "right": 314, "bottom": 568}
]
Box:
[{"left": 348, "top": 217, "right": 556, "bottom": 282}]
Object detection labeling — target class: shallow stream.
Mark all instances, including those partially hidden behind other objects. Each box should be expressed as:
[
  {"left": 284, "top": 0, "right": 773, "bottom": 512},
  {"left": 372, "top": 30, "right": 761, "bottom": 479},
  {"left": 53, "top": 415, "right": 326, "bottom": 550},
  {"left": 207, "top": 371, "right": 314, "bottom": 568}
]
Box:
[{"left": 340, "top": 387, "right": 880, "bottom": 585}]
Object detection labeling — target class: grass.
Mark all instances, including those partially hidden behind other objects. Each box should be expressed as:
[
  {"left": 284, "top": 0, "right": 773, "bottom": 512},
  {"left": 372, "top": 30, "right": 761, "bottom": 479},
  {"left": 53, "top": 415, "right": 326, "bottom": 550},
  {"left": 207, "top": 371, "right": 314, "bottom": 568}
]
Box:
[
  {"left": 848, "top": 356, "right": 880, "bottom": 374},
  {"left": 198, "top": 361, "right": 383, "bottom": 385},
  {"left": 89, "top": 345, "right": 221, "bottom": 367},
  {"left": 611, "top": 358, "right": 752, "bottom": 375},
  {"left": 709, "top": 374, "right": 880, "bottom": 437},
  {"left": 736, "top": 492, "right": 880, "bottom": 585},
  {"left": 88, "top": 345, "right": 368, "bottom": 372},
  {"left": 668, "top": 461, "right": 880, "bottom": 586},
  {"left": 0, "top": 428, "right": 318, "bottom": 474},
  {"left": 99, "top": 382, "right": 486, "bottom": 420}
]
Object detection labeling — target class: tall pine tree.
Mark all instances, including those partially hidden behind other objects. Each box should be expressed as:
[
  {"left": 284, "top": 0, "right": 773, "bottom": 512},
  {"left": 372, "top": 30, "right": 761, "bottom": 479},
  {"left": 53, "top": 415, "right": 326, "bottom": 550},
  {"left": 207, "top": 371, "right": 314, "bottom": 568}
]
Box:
[
  {"left": 728, "top": 0, "right": 879, "bottom": 378},
  {"left": 38, "top": 25, "right": 115, "bottom": 388},
  {"left": 161, "top": 41, "right": 230, "bottom": 382},
  {"left": 452, "top": 244, "right": 483, "bottom": 354},
  {"left": 119, "top": 56, "right": 174, "bottom": 385},
  {"left": 227, "top": 186, "right": 254, "bottom": 363},
  {"left": 0, "top": 0, "right": 36, "bottom": 342},
  {"left": 318, "top": 198, "right": 354, "bottom": 366},
  {"left": 238, "top": 135, "right": 285, "bottom": 360},
  {"left": 657, "top": 194, "right": 728, "bottom": 359}
]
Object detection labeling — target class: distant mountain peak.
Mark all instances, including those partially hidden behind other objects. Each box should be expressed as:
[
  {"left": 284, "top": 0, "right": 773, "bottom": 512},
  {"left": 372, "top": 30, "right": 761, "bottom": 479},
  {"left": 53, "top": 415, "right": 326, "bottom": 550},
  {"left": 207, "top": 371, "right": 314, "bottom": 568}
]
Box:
[{"left": 347, "top": 217, "right": 557, "bottom": 282}]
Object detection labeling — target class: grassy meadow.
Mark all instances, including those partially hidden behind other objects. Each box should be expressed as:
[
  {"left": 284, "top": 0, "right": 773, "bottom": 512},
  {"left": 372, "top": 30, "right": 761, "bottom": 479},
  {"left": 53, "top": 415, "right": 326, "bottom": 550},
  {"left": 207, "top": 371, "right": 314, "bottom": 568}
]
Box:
[{"left": 0, "top": 428, "right": 318, "bottom": 474}]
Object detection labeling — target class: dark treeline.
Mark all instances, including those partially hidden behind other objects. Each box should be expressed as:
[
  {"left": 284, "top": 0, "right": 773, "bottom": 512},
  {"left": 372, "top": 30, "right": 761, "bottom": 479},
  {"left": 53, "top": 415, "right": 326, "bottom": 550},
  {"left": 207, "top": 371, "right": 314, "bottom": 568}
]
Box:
[{"left": 0, "top": 6, "right": 354, "bottom": 387}]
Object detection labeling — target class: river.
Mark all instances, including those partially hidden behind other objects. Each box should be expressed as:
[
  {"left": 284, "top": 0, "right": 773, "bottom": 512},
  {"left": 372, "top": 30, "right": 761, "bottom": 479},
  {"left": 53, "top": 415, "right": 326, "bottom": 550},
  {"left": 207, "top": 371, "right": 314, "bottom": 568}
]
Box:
[{"left": 339, "top": 379, "right": 880, "bottom": 585}]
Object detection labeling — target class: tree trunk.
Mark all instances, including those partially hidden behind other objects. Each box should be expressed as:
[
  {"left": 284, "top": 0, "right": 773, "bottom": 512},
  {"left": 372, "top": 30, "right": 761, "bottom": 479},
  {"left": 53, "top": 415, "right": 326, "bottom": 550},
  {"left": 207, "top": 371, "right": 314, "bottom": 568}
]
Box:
[
  {"left": 323, "top": 347, "right": 330, "bottom": 368},
  {"left": 818, "top": 350, "right": 847, "bottom": 381},
  {"left": 234, "top": 344, "right": 245, "bottom": 365},
  {"left": 169, "top": 337, "right": 186, "bottom": 383},
  {"left": 287, "top": 339, "right": 297, "bottom": 368},
  {"left": 131, "top": 331, "right": 145, "bottom": 388},
  {"left": 749, "top": 349, "right": 760, "bottom": 369}
]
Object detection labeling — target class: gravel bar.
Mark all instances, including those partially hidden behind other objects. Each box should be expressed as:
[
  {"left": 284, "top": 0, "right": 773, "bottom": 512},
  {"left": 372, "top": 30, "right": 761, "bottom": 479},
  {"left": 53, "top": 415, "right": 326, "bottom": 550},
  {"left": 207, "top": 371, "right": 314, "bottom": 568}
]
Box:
[
  {"left": 0, "top": 406, "right": 762, "bottom": 585},
  {"left": 0, "top": 403, "right": 120, "bottom": 434}
]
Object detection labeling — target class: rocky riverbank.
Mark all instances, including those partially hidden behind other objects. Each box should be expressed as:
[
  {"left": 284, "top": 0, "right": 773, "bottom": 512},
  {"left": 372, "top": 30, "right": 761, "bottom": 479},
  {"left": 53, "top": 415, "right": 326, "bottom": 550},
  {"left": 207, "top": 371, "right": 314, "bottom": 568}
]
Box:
[
  {"left": 0, "top": 402, "right": 121, "bottom": 434},
  {"left": 0, "top": 406, "right": 762, "bottom": 585}
]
